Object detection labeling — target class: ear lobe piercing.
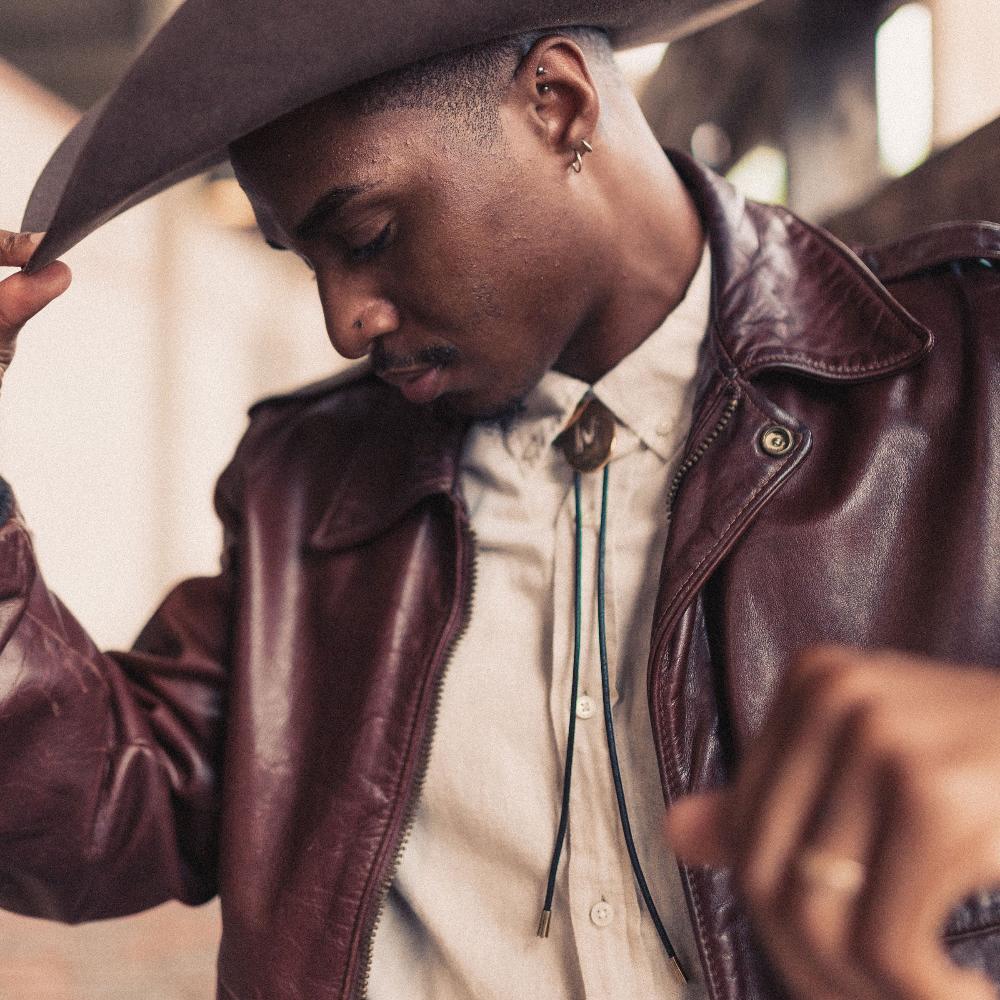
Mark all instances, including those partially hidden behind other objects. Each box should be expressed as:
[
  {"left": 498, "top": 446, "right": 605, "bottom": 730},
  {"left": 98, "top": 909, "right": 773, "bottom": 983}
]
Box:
[{"left": 571, "top": 138, "right": 594, "bottom": 173}]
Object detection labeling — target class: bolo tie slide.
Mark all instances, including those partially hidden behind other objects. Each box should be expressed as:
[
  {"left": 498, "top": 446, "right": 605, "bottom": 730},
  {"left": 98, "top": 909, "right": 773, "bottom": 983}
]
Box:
[{"left": 538, "top": 395, "right": 688, "bottom": 986}]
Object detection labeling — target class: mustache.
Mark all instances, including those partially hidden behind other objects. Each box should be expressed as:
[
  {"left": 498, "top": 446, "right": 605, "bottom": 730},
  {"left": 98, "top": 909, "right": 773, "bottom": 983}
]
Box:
[{"left": 371, "top": 341, "right": 459, "bottom": 373}]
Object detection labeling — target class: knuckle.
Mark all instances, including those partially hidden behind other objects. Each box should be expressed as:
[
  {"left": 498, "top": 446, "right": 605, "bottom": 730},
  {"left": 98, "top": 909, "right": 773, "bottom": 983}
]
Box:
[
  {"left": 0, "top": 231, "right": 19, "bottom": 258},
  {"left": 848, "top": 699, "right": 898, "bottom": 755},
  {"left": 802, "top": 661, "right": 863, "bottom": 721}
]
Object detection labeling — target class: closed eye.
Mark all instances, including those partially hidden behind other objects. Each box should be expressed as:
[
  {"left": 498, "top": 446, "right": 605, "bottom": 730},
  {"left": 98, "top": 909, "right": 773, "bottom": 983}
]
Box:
[{"left": 348, "top": 222, "right": 393, "bottom": 264}]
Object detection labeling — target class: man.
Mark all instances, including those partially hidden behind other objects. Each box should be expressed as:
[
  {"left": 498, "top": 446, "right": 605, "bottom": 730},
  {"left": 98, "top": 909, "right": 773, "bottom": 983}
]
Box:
[{"left": 1, "top": 2, "right": 1000, "bottom": 998}]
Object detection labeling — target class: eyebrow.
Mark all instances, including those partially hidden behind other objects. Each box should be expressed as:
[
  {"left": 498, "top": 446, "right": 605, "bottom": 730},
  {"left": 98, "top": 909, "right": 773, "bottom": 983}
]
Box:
[{"left": 293, "top": 182, "right": 378, "bottom": 242}]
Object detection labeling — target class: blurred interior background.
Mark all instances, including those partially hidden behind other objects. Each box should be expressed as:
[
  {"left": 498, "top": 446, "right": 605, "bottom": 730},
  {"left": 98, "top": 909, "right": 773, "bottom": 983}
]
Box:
[{"left": 0, "top": 0, "right": 998, "bottom": 996}]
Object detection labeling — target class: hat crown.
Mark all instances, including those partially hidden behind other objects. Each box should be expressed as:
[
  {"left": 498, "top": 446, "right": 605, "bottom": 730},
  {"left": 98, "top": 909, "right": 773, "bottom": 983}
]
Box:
[{"left": 23, "top": 0, "right": 762, "bottom": 268}]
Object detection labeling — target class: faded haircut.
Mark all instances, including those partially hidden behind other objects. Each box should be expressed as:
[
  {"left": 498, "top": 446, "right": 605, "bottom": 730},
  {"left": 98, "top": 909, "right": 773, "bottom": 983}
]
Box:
[{"left": 332, "top": 26, "right": 618, "bottom": 144}]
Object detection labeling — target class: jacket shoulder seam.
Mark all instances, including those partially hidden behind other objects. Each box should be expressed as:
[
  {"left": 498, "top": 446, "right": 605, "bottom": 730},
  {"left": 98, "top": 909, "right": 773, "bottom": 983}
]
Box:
[{"left": 857, "top": 221, "right": 1000, "bottom": 283}]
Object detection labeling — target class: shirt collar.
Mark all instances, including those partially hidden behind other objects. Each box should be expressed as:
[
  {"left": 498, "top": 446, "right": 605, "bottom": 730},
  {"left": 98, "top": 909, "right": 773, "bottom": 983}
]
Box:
[{"left": 501, "top": 241, "right": 712, "bottom": 468}]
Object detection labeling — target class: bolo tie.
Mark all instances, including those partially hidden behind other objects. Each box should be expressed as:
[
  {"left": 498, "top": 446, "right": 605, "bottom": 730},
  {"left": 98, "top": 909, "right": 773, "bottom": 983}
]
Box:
[{"left": 537, "top": 393, "right": 688, "bottom": 987}]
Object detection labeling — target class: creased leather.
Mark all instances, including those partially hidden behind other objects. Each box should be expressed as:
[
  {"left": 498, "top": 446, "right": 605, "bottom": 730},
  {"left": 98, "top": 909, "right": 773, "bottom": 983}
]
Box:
[{"left": 0, "top": 155, "right": 998, "bottom": 999}]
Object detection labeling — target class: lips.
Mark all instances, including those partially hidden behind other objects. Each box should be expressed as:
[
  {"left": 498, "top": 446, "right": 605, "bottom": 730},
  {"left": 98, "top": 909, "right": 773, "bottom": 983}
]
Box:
[{"left": 377, "top": 364, "right": 447, "bottom": 405}]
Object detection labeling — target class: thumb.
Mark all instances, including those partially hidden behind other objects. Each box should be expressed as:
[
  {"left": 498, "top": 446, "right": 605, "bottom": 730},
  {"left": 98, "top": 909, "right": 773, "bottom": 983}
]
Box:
[
  {"left": 0, "top": 261, "right": 72, "bottom": 339},
  {"left": 664, "top": 789, "right": 733, "bottom": 868}
]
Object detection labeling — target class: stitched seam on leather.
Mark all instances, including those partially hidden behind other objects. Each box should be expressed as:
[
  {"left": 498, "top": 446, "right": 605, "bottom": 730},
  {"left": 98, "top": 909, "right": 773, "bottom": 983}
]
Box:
[
  {"left": 342, "top": 506, "right": 469, "bottom": 995},
  {"left": 653, "top": 610, "right": 726, "bottom": 998},
  {"left": 662, "top": 396, "right": 795, "bottom": 624},
  {"left": 689, "top": 869, "right": 724, "bottom": 997},
  {"left": 685, "top": 376, "right": 731, "bottom": 445},
  {"left": 656, "top": 390, "right": 803, "bottom": 998},
  {"left": 744, "top": 348, "right": 919, "bottom": 374}
]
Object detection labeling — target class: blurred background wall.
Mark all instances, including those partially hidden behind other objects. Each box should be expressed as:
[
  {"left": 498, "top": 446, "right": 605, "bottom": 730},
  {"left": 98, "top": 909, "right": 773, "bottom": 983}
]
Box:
[{"left": 0, "top": 1, "right": 999, "bottom": 997}]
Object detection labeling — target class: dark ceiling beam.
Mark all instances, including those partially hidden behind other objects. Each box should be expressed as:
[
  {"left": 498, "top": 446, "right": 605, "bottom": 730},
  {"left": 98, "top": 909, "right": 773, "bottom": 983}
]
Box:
[
  {"left": 784, "top": 0, "right": 881, "bottom": 219},
  {"left": 639, "top": 0, "right": 793, "bottom": 174},
  {"left": 824, "top": 114, "right": 1000, "bottom": 245},
  {"left": 1, "top": 0, "right": 146, "bottom": 108},
  {"left": 639, "top": 0, "right": 918, "bottom": 216},
  {"left": 0, "top": 40, "right": 139, "bottom": 109}
]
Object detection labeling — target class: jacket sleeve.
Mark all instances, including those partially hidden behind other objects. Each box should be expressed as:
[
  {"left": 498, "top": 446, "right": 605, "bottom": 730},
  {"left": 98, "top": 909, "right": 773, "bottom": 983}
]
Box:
[{"left": 0, "top": 453, "right": 241, "bottom": 923}]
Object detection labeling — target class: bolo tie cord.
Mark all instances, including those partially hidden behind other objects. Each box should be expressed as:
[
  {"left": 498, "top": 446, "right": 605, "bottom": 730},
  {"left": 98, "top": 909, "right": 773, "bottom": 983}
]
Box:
[
  {"left": 538, "top": 473, "right": 584, "bottom": 938},
  {"left": 538, "top": 465, "right": 688, "bottom": 986}
]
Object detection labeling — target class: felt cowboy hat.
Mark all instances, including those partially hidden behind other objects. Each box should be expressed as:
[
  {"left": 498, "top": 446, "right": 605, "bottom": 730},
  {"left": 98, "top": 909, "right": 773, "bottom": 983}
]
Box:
[{"left": 21, "top": 0, "right": 762, "bottom": 271}]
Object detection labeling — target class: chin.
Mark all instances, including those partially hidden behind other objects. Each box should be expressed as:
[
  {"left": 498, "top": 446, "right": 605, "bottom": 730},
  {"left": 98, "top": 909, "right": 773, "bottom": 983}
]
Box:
[{"left": 433, "top": 391, "right": 527, "bottom": 428}]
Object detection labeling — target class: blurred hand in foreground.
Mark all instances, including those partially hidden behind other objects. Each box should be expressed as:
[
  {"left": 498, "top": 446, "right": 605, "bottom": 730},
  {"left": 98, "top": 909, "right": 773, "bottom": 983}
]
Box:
[
  {"left": 0, "top": 231, "right": 72, "bottom": 390},
  {"left": 666, "top": 646, "right": 1000, "bottom": 1000}
]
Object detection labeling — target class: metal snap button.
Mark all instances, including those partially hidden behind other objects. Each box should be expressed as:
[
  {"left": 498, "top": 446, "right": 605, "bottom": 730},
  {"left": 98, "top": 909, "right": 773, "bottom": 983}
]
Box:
[{"left": 759, "top": 425, "right": 794, "bottom": 457}]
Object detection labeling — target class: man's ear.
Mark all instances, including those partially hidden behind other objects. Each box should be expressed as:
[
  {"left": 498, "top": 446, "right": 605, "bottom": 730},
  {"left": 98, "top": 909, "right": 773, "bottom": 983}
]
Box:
[{"left": 506, "top": 35, "right": 601, "bottom": 164}]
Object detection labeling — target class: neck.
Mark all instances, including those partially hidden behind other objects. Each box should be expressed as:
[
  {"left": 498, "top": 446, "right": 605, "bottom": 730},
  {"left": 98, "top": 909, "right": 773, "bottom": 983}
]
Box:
[{"left": 553, "top": 149, "right": 705, "bottom": 385}]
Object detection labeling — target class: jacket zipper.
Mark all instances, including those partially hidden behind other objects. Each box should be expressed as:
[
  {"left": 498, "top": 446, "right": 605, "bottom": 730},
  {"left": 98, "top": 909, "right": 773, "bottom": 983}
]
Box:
[
  {"left": 352, "top": 505, "right": 478, "bottom": 999},
  {"left": 651, "top": 379, "right": 741, "bottom": 674},
  {"left": 665, "top": 381, "right": 740, "bottom": 515}
]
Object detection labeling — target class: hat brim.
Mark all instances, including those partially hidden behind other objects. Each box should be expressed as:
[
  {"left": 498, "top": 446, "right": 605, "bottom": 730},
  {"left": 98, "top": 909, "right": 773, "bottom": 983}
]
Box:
[{"left": 22, "top": 0, "right": 761, "bottom": 271}]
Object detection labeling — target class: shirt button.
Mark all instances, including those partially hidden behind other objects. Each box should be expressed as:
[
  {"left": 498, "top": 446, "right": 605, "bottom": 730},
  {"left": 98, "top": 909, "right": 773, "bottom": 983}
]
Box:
[
  {"left": 590, "top": 900, "right": 614, "bottom": 927},
  {"left": 575, "top": 695, "right": 596, "bottom": 720}
]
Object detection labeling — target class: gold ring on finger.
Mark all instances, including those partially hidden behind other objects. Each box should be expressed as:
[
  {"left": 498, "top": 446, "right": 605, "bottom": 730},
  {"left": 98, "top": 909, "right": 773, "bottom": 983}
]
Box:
[{"left": 794, "top": 849, "right": 866, "bottom": 896}]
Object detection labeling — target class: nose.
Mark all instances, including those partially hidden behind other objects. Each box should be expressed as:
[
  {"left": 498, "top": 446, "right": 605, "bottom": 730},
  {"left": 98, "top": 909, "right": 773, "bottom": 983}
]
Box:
[{"left": 317, "top": 272, "right": 400, "bottom": 359}]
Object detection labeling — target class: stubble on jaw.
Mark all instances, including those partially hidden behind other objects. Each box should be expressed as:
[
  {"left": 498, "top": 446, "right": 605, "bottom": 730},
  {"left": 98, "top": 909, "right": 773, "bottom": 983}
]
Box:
[{"left": 432, "top": 394, "right": 527, "bottom": 431}]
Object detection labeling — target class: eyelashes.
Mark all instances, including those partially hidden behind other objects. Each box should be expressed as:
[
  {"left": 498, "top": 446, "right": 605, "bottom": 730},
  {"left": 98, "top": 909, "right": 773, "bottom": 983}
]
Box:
[{"left": 348, "top": 222, "right": 393, "bottom": 264}]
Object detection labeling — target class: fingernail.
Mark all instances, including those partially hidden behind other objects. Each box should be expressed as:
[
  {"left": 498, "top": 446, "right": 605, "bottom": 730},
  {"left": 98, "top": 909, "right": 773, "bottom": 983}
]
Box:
[{"left": 27, "top": 232, "right": 45, "bottom": 247}]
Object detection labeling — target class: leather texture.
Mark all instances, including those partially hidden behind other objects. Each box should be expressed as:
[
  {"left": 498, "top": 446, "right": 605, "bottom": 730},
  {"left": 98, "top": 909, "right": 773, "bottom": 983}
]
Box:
[{"left": 1, "top": 154, "right": 999, "bottom": 999}]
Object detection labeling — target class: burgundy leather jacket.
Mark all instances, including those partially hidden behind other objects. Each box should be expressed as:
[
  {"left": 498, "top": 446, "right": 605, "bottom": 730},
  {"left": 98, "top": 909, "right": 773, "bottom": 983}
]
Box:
[{"left": 1, "top": 157, "right": 999, "bottom": 1000}]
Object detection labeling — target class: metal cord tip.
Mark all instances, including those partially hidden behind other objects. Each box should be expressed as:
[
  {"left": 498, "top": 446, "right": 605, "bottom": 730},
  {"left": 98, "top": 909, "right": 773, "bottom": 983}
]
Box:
[
  {"left": 537, "top": 910, "right": 552, "bottom": 938},
  {"left": 670, "top": 955, "right": 688, "bottom": 984}
]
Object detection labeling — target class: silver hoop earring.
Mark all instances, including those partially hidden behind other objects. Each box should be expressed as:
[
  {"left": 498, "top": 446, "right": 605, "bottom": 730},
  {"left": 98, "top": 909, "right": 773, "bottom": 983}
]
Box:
[{"left": 570, "top": 138, "right": 594, "bottom": 173}]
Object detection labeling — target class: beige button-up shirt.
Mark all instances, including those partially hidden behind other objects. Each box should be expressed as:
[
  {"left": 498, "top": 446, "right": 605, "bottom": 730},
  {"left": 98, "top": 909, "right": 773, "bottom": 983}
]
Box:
[{"left": 369, "top": 244, "right": 712, "bottom": 999}]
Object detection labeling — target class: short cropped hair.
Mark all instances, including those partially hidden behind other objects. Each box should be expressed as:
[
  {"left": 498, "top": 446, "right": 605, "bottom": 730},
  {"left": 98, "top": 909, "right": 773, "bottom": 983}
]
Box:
[{"left": 333, "top": 26, "right": 617, "bottom": 143}]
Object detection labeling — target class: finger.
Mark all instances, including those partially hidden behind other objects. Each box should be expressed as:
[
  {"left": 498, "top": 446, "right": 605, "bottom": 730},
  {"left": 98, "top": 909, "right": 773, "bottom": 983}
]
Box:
[
  {"left": 730, "top": 649, "right": 873, "bottom": 998},
  {"left": 774, "top": 707, "right": 886, "bottom": 1000},
  {"left": 0, "top": 231, "right": 44, "bottom": 269},
  {"left": 0, "top": 262, "right": 72, "bottom": 338},
  {"left": 854, "top": 765, "right": 1000, "bottom": 1000},
  {"left": 734, "top": 648, "right": 856, "bottom": 914},
  {"left": 664, "top": 790, "right": 731, "bottom": 867}
]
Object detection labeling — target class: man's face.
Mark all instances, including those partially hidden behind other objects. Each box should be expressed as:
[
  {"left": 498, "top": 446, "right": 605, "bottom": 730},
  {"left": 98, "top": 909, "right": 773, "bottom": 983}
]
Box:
[{"left": 231, "top": 92, "right": 597, "bottom": 420}]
